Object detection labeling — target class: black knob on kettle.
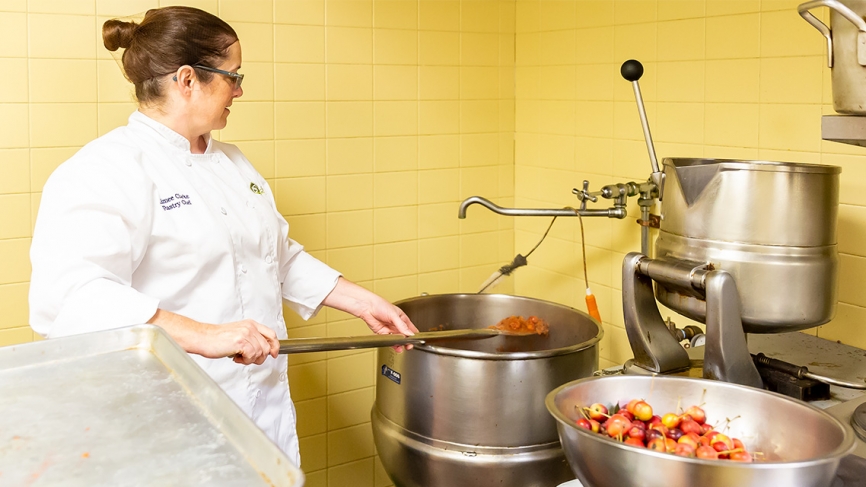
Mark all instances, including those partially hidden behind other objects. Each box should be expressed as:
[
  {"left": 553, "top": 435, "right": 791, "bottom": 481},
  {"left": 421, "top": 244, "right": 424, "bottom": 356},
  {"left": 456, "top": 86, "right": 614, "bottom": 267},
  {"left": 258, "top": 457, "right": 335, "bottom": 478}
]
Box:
[{"left": 621, "top": 60, "right": 643, "bottom": 82}]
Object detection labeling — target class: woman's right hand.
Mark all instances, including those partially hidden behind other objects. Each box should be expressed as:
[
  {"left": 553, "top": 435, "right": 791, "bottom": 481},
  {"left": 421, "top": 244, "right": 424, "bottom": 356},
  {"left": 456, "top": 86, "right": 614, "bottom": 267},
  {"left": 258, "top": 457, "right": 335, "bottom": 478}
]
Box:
[
  {"left": 148, "top": 309, "right": 279, "bottom": 365},
  {"left": 201, "top": 319, "right": 280, "bottom": 365}
]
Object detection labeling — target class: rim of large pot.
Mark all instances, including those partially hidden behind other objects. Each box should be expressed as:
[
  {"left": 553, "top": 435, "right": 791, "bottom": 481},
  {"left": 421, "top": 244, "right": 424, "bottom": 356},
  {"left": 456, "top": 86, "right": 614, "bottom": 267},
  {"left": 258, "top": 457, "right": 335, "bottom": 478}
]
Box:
[{"left": 395, "top": 293, "right": 604, "bottom": 361}]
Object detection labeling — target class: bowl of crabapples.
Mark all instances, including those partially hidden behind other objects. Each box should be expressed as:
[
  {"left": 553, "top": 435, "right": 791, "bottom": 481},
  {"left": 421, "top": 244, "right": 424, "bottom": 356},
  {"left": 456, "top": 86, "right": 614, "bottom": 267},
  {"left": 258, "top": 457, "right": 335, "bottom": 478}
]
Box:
[{"left": 546, "top": 375, "right": 854, "bottom": 487}]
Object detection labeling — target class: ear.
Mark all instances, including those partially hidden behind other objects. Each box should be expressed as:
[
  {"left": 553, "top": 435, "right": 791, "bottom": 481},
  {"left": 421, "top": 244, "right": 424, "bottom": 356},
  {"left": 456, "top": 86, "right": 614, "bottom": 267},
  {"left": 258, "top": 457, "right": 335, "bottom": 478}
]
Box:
[{"left": 172, "top": 65, "right": 197, "bottom": 93}]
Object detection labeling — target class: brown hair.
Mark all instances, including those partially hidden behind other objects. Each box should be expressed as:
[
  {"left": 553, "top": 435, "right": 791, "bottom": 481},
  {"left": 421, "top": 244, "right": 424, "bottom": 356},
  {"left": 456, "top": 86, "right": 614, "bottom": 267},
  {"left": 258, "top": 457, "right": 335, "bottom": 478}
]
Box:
[{"left": 102, "top": 6, "right": 238, "bottom": 104}]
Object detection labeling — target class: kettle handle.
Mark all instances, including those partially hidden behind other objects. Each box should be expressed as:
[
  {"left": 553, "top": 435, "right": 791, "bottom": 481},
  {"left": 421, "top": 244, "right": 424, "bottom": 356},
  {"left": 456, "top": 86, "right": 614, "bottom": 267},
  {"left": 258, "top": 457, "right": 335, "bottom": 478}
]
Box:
[{"left": 798, "top": 0, "right": 866, "bottom": 68}]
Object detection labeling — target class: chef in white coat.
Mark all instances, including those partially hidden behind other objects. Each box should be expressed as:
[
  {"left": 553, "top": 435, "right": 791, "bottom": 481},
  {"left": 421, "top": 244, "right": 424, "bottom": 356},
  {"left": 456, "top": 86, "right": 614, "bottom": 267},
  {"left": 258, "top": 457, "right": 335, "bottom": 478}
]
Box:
[{"left": 28, "top": 6, "right": 418, "bottom": 466}]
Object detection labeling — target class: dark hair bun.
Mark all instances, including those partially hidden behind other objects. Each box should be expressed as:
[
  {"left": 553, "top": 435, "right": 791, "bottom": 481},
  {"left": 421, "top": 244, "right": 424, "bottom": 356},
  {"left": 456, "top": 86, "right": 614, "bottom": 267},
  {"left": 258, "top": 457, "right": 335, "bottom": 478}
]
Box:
[{"left": 102, "top": 19, "right": 138, "bottom": 51}]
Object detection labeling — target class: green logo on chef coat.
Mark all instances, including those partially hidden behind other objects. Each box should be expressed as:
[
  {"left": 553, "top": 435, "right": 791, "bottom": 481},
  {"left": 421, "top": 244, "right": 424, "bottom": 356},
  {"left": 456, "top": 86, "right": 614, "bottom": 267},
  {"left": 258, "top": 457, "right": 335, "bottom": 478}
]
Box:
[{"left": 250, "top": 182, "right": 264, "bottom": 194}]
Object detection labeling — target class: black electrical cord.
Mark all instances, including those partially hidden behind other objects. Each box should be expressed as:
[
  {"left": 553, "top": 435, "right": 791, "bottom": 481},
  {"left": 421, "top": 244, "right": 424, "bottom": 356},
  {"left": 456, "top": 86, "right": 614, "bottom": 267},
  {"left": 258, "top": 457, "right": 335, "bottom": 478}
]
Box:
[{"left": 477, "top": 216, "right": 558, "bottom": 294}]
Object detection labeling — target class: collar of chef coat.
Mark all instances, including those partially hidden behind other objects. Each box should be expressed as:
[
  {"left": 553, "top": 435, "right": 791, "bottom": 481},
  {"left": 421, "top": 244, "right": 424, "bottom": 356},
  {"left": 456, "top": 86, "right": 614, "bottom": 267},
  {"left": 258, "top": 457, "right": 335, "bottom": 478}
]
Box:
[{"left": 128, "top": 110, "right": 215, "bottom": 155}]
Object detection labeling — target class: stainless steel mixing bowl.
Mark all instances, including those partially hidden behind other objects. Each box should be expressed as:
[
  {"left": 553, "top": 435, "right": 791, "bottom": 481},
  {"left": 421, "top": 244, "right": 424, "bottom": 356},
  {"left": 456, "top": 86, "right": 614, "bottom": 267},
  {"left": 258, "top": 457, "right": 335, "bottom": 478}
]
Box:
[{"left": 546, "top": 375, "right": 855, "bottom": 487}]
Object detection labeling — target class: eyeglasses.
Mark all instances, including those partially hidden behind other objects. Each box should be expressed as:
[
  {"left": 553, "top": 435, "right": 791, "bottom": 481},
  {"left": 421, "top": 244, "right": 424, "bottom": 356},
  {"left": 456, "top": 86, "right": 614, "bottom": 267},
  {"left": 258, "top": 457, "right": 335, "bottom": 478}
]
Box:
[{"left": 194, "top": 64, "right": 244, "bottom": 89}]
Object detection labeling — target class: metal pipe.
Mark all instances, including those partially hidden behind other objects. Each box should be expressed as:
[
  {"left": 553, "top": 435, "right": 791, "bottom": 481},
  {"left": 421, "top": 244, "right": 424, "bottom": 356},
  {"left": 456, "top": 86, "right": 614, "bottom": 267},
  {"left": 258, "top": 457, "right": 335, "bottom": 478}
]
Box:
[
  {"left": 458, "top": 196, "right": 627, "bottom": 219},
  {"left": 641, "top": 205, "right": 649, "bottom": 255}
]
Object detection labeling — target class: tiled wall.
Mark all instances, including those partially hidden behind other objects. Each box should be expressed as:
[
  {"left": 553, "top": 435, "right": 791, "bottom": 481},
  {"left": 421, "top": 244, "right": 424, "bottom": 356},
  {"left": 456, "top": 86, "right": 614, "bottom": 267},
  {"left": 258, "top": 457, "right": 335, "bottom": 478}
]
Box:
[
  {"left": 512, "top": 0, "right": 866, "bottom": 370},
  {"left": 0, "top": 1, "right": 515, "bottom": 486}
]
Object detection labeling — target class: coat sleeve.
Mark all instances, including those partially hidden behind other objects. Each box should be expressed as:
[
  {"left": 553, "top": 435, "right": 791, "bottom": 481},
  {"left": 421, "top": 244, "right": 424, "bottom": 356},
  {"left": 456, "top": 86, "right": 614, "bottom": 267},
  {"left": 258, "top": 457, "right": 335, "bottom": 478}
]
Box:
[{"left": 29, "top": 148, "right": 160, "bottom": 338}]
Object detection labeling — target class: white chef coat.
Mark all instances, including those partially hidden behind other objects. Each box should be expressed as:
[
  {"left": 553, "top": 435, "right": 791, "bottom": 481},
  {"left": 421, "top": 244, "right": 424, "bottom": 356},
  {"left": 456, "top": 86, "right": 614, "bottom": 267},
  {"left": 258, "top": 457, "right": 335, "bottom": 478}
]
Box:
[{"left": 29, "top": 110, "right": 341, "bottom": 465}]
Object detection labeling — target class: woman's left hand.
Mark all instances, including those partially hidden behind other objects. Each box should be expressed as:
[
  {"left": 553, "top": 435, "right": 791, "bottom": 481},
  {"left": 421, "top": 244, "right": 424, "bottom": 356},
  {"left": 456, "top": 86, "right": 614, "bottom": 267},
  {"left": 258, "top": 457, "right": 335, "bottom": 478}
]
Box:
[{"left": 322, "top": 277, "right": 420, "bottom": 351}]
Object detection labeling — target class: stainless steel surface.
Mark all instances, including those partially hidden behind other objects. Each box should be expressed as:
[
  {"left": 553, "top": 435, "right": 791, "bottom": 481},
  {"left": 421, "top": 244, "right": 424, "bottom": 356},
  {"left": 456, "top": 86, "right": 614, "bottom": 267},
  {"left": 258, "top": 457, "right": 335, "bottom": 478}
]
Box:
[
  {"left": 654, "top": 157, "right": 840, "bottom": 333},
  {"left": 547, "top": 375, "right": 855, "bottom": 487},
  {"left": 752, "top": 353, "right": 866, "bottom": 390},
  {"left": 456, "top": 195, "right": 626, "bottom": 219},
  {"left": 822, "top": 115, "right": 866, "bottom": 147},
  {"left": 278, "top": 328, "right": 506, "bottom": 353},
  {"left": 372, "top": 293, "right": 602, "bottom": 487},
  {"left": 0, "top": 325, "right": 302, "bottom": 487},
  {"left": 799, "top": 0, "right": 866, "bottom": 113}
]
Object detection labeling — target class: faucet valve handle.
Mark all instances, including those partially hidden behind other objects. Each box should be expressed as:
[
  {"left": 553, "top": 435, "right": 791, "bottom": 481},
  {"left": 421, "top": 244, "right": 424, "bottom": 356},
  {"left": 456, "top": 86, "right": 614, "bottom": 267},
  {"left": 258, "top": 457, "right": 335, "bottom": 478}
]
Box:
[{"left": 572, "top": 180, "right": 598, "bottom": 204}]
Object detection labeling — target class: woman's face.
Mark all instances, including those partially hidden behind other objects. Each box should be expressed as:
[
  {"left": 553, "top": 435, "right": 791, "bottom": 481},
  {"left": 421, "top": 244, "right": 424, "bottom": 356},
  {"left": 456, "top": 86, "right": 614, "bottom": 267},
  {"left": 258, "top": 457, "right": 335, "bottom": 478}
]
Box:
[{"left": 197, "top": 41, "right": 243, "bottom": 132}]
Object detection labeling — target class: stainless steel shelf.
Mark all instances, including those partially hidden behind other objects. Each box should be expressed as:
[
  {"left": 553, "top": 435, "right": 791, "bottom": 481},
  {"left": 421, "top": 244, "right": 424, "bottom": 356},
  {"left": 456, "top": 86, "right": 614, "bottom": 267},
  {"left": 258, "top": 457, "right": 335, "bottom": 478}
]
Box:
[{"left": 823, "top": 115, "right": 866, "bottom": 148}]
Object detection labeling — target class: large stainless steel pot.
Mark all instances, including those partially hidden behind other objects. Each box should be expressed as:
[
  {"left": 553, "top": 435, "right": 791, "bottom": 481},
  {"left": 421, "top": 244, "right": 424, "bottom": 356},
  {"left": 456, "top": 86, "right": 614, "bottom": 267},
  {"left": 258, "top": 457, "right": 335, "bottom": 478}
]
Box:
[
  {"left": 547, "top": 375, "right": 855, "bottom": 487},
  {"left": 372, "top": 294, "right": 602, "bottom": 487},
  {"left": 654, "top": 158, "right": 840, "bottom": 333},
  {"left": 800, "top": 0, "right": 866, "bottom": 114}
]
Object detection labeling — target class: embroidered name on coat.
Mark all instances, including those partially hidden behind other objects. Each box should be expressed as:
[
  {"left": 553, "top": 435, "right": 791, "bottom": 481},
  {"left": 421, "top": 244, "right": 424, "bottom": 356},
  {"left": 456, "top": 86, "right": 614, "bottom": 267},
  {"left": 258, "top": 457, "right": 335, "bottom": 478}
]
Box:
[{"left": 160, "top": 193, "right": 192, "bottom": 211}]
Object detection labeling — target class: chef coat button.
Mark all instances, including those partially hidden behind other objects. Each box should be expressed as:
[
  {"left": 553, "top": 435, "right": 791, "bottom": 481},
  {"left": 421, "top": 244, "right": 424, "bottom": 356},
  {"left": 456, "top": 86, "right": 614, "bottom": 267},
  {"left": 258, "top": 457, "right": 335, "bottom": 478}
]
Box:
[
  {"left": 184, "top": 160, "right": 192, "bottom": 167},
  {"left": 241, "top": 265, "right": 247, "bottom": 273},
  {"left": 279, "top": 373, "right": 286, "bottom": 382},
  {"left": 265, "top": 255, "right": 273, "bottom": 264},
  {"left": 220, "top": 207, "right": 227, "bottom": 215},
  {"left": 255, "top": 389, "right": 262, "bottom": 398}
]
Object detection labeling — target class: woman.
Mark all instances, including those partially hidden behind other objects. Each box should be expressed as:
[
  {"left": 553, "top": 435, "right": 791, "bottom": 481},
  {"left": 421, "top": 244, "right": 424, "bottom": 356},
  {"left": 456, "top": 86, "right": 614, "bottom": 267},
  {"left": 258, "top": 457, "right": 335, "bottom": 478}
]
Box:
[{"left": 28, "top": 6, "right": 417, "bottom": 465}]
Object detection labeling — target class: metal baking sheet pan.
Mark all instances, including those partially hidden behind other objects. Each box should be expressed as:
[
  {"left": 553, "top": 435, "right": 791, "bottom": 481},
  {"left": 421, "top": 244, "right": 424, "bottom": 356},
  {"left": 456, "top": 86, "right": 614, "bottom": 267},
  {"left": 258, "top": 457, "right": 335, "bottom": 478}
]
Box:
[{"left": 0, "top": 325, "right": 303, "bottom": 486}]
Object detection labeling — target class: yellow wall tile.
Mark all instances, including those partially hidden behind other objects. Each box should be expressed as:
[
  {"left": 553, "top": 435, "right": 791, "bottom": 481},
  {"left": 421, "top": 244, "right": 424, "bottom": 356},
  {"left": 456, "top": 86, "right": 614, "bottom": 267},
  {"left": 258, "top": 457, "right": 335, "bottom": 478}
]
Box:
[
  {"left": 657, "top": 18, "right": 704, "bottom": 61},
  {"left": 327, "top": 101, "right": 373, "bottom": 137},
  {"left": 418, "top": 202, "right": 459, "bottom": 237},
  {"left": 538, "top": 30, "right": 574, "bottom": 66},
  {"left": 372, "top": 274, "right": 418, "bottom": 302},
  {"left": 0, "top": 104, "right": 28, "bottom": 148},
  {"left": 327, "top": 26, "right": 372, "bottom": 63},
  {"left": 374, "top": 65, "right": 417, "bottom": 100},
  {"left": 575, "top": 26, "right": 614, "bottom": 64},
  {"left": 327, "top": 209, "right": 373, "bottom": 248},
  {"left": 275, "top": 25, "right": 325, "bottom": 63},
  {"left": 461, "top": 0, "right": 499, "bottom": 33},
  {"left": 97, "top": 102, "right": 135, "bottom": 136},
  {"left": 759, "top": 56, "right": 822, "bottom": 104},
  {"left": 0, "top": 238, "right": 30, "bottom": 284},
  {"left": 29, "top": 13, "right": 95, "bottom": 58},
  {"left": 419, "top": 66, "right": 458, "bottom": 100},
  {"left": 461, "top": 133, "right": 498, "bottom": 166},
  {"left": 613, "top": 22, "right": 657, "bottom": 64},
  {"left": 275, "top": 176, "right": 326, "bottom": 215},
  {"left": 1, "top": 58, "right": 27, "bottom": 103},
  {"left": 419, "top": 31, "right": 458, "bottom": 65},
  {"left": 97, "top": 59, "right": 134, "bottom": 103},
  {"left": 30, "top": 147, "right": 75, "bottom": 191},
  {"left": 298, "top": 433, "right": 327, "bottom": 471},
  {"left": 817, "top": 303, "right": 866, "bottom": 350},
  {"left": 706, "top": 13, "right": 759, "bottom": 59},
  {"left": 460, "top": 100, "right": 498, "bottom": 133},
  {"left": 96, "top": 0, "right": 157, "bottom": 16},
  {"left": 327, "top": 137, "right": 373, "bottom": 174},
  {"left": 220, "top": 0, "right": 273, "bottom": 23},
  {"left": 461, "top": 32, "right": 499, "bottom": 66},
  {"left": 419, "top": 0, "right": 458, "bottom": 31},
  {"left": 276, "top": 64, "right": 326, "bottom": 101},
  {"left": 233, "top": 21, "right": 274, "bottom": 62},
  {"left": 418, "top": 268, "right": 459, "bottom": 294},
  {"left": 373, "top": 171, "right": 416, "bottom": 207},
  {"left": 705, "top": 59, "right": 759, "bottom": 103},
  {"left": 30, "top": 103, "right": 97, "bottom": 148},
  {"left": 0, "top": 194, "right": 30, "bottom": 238},
  {"left": 761, "top": 9, "right": 823, "bottom": 58},
  {"left": 0, "top": 282, "right": 28, "bottom": 328},
  {"left": 374, "top": 457, "right": 392, "bottom": 487},
  {"left": 460, "top": 66, "right": 499, "bottom": 100},
  {"left": 419, "top": 235, "right": 458, "bottom": 272},
  {"left": 374, "top": 101, "right": 417, "bottom": 136},
  {"left": 658, "top": 0, "right": 705, "bottom": 20},
  {"left": 275, "top": 102, "right": 325, "bottom": 138},
  {"left": 373, "top": 240, "right": 417, "bottom": 277},
  {"left": 327, "top": 350, "right": 374, "bottom": 394},
  {"left": 459, "top": 166, "right": 497, "bottom": 199},
  {"left": 374, "top": 136, "right": 416, "bottom": 171},
  {"left": 706, "top": 0, "right": 759, "bottom": 16},
  {"left": 0, "top": 12, "right": 26, "bottom": 57},
  {"left": 374, "top": 0, "right": 416, "bottom": 29},
  {"left": 657, "top": 102, "right": 703, "bottom": 144},
  {"left": 328, "top": 174, "right": 373, "bottom": 211},
  {"left": 418, "top": 134, "right": 458, "bottom": 168},
  {"left": 328, "top": 387, "right": 374, "bottom": 430},
  {"left": 0, "top": 149, "right": 29, "bottom": 194},
  {"left": 327, "top": 64, "right": 373, "bottom": 100},
  {"left": 326, "top": 0, "right": 371, "bottom": 27},
  {"left": 0, "top": 327, "right": 33, "bottom": 346},
  {"left": 758, "top": 104, "right": 822, "bottom": 153},
  {"left": 288, "top": 360, "right": 327, "bottom": 401},
  {"left": 286, "top": 213, "right": 327, "bottom": 250},
  {"left": 275, "top": 0, "right": 324, "bottom": 25},
  {"left": 655, "top": 61, "right": 703, "bottom": 102},
  {"left": 0, "top": 0, "right": 26, "bottom": 11},
  {"left": 374, "top": 206, "right": 417, "bottom": 242},
  {"left": 328, "top": 458, "right": 373, "bottom": 487},
  {"left": 538, "top": 0, "right": 574, "bottom": 31},
  {"left": 615, "top": 0, "right": 657, "bottom": 25},
  {"left": 704, "top": 103, "right": 759, "bottom": 147},
  {"left": 374, "top": 28, "right": 417, "bottom": 64},
  {"left": 419, "top": 100, "right": 458, "bottom": 134},
  {"left": 236, "top": 62, "right": 274, "bottom": 102},
  {"left": 326, "top": 245, "right": 374, "bottom": 282},
  {"left": 220, "top": 102, "right": 275, "bottom": 141},
  {"left": 277, "top": 139, "right": 326, "bottom": 178},
  {"left": 295, "top": 396, "right": 327, "bottom": 438}
]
